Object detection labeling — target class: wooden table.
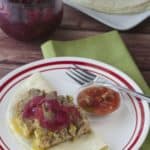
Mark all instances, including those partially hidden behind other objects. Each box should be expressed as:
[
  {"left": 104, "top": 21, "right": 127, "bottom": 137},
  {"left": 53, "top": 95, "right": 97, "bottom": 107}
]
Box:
[{"left": 0, "top": 5, "right": 150, "bottom": 86}]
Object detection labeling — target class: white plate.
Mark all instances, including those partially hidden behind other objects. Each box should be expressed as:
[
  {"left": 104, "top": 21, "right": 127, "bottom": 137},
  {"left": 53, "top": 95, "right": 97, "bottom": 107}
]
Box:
[
  {"left": 63, "top": 0, "right": 150, "bottom": 30},
  {"left": 0, "top": 57, "right": 150, "bottom": 150}
]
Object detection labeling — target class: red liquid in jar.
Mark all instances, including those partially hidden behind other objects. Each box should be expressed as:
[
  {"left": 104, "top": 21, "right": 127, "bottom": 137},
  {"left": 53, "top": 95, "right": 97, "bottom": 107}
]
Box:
[{"left": 0, "top": 0, "right": 63, "bottom": 41}]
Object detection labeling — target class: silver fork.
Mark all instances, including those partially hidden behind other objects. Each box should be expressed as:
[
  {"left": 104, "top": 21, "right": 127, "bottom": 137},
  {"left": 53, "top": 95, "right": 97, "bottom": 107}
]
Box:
[{"left": 66, "top": 65, "right": 150, "bottom": 103}]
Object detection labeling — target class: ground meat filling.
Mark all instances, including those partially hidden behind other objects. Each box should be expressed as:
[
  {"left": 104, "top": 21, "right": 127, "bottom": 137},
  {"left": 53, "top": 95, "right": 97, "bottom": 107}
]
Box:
[{"left": 14, "top": 89, "right": 91, "bottom": 149}]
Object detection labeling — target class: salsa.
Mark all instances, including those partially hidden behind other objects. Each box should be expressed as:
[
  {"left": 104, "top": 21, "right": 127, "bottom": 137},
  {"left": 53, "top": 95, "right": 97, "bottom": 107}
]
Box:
[
  {"left": 22, "top": 96, "right": 81, "bottom": 131},
  {"left": 77, "top": 86, "right": 120, "bottom": 116}
]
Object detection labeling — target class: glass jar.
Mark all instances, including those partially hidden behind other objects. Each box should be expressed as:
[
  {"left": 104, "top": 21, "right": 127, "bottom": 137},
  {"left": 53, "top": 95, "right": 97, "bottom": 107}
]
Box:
[{"left": 0, "top": 0, "right": 63, "bottom": 41}]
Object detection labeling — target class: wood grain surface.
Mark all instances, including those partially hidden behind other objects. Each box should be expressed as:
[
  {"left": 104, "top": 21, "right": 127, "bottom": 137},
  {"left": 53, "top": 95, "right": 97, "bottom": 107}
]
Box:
[{"left": 0, "top": 5, "right": 150, "bottom": 86}]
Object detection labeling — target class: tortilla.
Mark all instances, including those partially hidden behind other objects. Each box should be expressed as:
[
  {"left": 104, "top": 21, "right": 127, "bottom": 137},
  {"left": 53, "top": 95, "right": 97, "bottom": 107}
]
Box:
[
  {"left": 7, "top": 72, "right": 109, "bottom": 150},
  {"left": 69, "top": 0, "right": 150, "bottom": 14},
  {"left": 20, "top": 72, "right": 54, "bottom": 93},
  {"left": 7, "top": 72, "right": 54, "bottom": 119},
  {"left": 50, "top": 132, "right": 109, "bottom": 150}
]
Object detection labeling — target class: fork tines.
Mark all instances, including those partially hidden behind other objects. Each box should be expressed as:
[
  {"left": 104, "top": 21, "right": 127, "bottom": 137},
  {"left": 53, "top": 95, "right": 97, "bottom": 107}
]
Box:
[{"left": 66, "top": 65, "right": 96, "bottom": 85}]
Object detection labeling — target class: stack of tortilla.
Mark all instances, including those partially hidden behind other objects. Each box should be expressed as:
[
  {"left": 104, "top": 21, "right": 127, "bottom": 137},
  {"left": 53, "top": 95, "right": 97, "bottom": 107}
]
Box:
[{"left": 69, "top": 0, "right": 150, "bottom": 14}]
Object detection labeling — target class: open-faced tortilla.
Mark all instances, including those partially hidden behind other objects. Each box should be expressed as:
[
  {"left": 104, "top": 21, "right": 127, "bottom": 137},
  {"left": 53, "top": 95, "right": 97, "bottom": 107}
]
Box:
[
  {"left": 69, "top": 0, "right": 150, "bottom": 14},
  {"left": 50, "top": 132, "right": 109, "bottom": 150},
  {"left": 7, "top": 72, "right": 54, "bottom": 119},
  {"left": 7, "top": 72, "right": 109, "bottom": 150}
]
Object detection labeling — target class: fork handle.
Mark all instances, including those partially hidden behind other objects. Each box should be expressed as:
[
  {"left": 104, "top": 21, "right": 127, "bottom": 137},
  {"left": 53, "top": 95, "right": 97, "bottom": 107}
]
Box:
[
  {"left": 116, "top": 85, "right": 150, "bottom": 103},
  {"left": 95, "top": 76, "right": 150, "bottom": 103}
]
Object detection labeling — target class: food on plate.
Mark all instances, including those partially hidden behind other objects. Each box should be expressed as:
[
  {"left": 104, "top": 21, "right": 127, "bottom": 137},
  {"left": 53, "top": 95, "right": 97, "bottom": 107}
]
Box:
[
  {"left": 8, "top": 73, "right": 109, "bottom": 150},
  {"left": 69, "top": 0, "right": 150, "bottom": 14},
  {"left": 77, "top": 86, "right": 120, "bottom": 116},
  {"left": 12, "top": 90, "right": 91, "bottom": 149}
]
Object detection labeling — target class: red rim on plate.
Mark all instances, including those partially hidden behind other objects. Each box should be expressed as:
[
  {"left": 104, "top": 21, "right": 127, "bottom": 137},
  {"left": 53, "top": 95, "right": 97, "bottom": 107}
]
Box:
[{"left": 0, "top": 57, "right": 149, "bottom": 150}]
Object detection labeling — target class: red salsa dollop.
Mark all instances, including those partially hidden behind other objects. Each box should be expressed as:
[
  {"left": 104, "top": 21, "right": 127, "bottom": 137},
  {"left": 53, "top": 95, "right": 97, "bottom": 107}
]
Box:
[
  {"left": 77, "top": 86, "right": 120, "bottom": 116},
  {"left": 22, "top": 96, "right": 80, "bottom": 131}
]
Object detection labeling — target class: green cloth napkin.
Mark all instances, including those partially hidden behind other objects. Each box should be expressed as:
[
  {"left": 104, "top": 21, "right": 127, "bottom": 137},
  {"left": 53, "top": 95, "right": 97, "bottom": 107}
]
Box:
[{"left": 41, "top": 31, "right": 150, "bottom": 149}]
